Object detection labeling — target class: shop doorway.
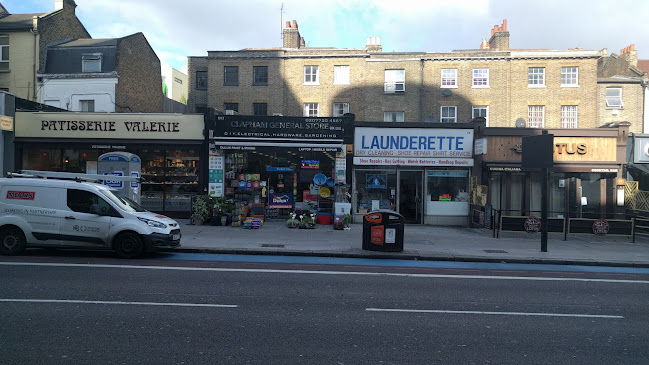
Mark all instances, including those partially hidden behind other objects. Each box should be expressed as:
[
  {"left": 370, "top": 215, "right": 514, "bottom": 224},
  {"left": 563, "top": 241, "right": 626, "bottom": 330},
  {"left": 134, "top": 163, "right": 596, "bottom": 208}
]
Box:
[{"left": 399, "top": 170, "right": 423, "bottom": 224}]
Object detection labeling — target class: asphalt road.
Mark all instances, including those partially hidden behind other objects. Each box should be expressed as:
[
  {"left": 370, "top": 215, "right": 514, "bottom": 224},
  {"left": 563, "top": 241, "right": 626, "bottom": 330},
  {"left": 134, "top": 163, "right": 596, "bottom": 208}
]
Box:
[{"left": 1, "top": 253, "right": 648, "bottom": 364}]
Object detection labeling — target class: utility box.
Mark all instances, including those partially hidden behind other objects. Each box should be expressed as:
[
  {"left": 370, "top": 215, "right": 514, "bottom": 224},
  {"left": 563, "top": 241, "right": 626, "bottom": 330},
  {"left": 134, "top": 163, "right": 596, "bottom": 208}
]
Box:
[
  {"left": 98, "top": 152, "right": 142, "bottom": 203},
  {"left": 362, "top": 210, "right": 404, "bottom": 252}
]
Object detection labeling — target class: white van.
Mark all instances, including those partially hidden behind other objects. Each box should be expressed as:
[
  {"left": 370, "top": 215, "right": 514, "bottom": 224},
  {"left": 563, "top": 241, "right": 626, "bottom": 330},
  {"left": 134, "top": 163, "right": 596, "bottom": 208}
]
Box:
[{"left": 0, "top": 177, "right": 181, "bottom": 258}]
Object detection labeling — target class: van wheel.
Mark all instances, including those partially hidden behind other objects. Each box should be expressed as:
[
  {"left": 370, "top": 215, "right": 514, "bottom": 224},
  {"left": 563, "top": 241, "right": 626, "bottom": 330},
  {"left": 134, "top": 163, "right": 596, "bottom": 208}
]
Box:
[
  {"left": 113, "top": 232, "right": 144, "bottom": 259},
  {"left": 0, "top": 227, "right": 27, "bottom": 256}
]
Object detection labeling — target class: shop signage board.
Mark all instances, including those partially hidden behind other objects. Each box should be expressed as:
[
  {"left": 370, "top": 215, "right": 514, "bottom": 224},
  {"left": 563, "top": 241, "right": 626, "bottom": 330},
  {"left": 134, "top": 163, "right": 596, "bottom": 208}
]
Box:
[
  {"left": 354, "top": 157, "right": 474, "bottom": 167},
  {"left": 15, "top": 112, "right": 204, "bottom": 140},
  {"left": 0, "top": 115, "right": 13, "bottom": 131},
  {"left": 354, "top": 127, "right": 474, "bottom": 158},
  {"left": 268, "top": 193, "right": 293, "bottom": 209},
  {"left": 335, "top": 150, "right": 346, "bottom": 183},
  {"left": 210, "top": 115, "right": 348, "bottom": 141},
  {"left": 208, "top": 145, "right": 224, "bottom": 197}
]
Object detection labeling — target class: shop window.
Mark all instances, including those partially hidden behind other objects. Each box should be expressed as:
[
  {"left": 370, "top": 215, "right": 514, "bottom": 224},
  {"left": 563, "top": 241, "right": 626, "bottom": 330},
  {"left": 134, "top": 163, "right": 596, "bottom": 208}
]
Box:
[
  {"left": 22, "top": 148, "right": 61, "bottom": 171},
  {"left": 426, "top": 170, "right": 469, "bottom": 202},
  {"left": 355, "top": 170, "right": 397, "bottom": 213}
]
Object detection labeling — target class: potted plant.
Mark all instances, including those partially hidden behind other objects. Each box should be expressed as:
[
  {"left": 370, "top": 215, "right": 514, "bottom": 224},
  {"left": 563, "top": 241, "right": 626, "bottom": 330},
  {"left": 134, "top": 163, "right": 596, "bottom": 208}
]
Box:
[
  {"left": 191, "top": 195, "right": 211, "bottom": 225},
  {"left": 343, "top": 213, "right": 352, "bottom": 230},
  {"left": 287, "top": 212, "right": 299, "bottom": 228},
  {"left": 299, "top": 212, "right": 316, "bottom": 229}
]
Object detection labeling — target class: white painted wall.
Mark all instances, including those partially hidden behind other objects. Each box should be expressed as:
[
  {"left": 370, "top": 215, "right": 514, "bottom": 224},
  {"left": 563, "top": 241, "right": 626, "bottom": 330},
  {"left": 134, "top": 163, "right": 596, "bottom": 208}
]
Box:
[{"left": 38, "top": 77, "right": 118, "bottom": 112}]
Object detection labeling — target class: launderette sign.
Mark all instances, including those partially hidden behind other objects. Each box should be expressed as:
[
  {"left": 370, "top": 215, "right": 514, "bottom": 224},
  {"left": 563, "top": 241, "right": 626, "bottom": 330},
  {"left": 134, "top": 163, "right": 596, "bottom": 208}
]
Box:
[{"left": 354, "top": 127, "right": 474, "bottom": 157}]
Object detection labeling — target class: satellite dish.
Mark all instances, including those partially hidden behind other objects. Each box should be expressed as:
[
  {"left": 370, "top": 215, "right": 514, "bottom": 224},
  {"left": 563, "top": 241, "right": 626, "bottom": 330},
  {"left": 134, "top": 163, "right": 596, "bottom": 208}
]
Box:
[
  {"left": 424, "top": 115, "right": 437, "bottom": 123},
  {"left": 442, "top": 89, "right": 452, "bottom": 97},
  {"left": 515, "top": 118, "right": 526, "bottom": 128}
]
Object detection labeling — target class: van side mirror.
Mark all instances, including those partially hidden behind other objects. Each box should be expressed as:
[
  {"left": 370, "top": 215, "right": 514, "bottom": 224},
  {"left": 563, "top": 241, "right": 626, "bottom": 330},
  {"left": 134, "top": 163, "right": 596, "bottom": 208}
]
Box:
[{"left": 90, "top": 204, "right": 102, "bottom": 215}]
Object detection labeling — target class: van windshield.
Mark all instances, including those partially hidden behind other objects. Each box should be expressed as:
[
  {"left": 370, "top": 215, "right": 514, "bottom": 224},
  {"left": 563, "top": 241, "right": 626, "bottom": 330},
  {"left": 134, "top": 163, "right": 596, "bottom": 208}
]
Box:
[{"left": 103, "top": 190, "right": 147, "bottom": 213}]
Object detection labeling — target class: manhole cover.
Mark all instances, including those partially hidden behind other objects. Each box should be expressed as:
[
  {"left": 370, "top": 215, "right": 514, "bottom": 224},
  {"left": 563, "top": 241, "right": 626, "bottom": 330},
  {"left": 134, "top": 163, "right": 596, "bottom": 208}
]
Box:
[
  {"left": 261, "top": 244, "right": 285, "bottom": 248},
  {"left": 484, "top": 249, "right": 507, "bottom": 253}
]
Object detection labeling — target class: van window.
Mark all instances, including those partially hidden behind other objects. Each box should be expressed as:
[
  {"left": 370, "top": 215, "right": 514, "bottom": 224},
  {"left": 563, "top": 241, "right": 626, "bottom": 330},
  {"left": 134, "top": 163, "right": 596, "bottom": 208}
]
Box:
[
  {"left": 103, "top": 190, "right": 147, "bottom": 213},
  {"left": 67, "top": 189, "right": 113, "bottom": 215}
]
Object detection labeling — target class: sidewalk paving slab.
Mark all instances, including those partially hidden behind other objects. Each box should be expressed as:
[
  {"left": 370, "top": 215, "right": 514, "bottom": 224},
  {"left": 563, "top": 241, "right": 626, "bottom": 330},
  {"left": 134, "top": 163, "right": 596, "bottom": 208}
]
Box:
[{"left": 167, "top": 220, "right": 649, "bottom": 268}]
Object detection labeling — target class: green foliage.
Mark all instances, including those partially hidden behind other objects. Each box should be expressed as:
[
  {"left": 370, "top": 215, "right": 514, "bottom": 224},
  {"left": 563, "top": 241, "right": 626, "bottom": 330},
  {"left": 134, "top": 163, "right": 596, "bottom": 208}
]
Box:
[
  {"left": 191, "top": 195, "right": 211, "bottom": 224},
  {"left": 342, "top": 214, "right": 352, "bottom": 227}
]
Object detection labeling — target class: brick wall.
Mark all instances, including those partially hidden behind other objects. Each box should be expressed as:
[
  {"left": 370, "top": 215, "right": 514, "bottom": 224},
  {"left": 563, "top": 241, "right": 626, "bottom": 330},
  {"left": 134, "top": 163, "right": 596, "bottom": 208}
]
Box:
[
  {"left": 114, "top": 33, "right": 163, "bottom": 112},
  {"left": 38, "top": 4, "right": 90, "bottom": 73}
]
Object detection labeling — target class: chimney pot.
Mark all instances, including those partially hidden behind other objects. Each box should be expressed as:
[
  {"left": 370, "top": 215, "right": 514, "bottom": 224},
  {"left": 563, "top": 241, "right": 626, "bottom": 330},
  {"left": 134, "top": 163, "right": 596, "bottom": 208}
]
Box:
[
  {"left": 292, "top": 20, "right": 298, "bottom": 29},
  {"left": 286, "top": 21, "right": 291, "bottom": 28}
]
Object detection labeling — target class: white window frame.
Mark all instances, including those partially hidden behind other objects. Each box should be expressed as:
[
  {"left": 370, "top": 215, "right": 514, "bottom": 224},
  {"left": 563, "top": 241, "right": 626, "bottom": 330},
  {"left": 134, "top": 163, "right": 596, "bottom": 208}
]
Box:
[
  {"left": 528, "top": 67, "right": 545, "bottom": 87},
  {"left": 334, "top": 65, "right": 350, "bottom": 85},
  {"left": 441, "top": 69, "right": 458, "bottom": 88},
  {"left": 384, "top": 69, "right": 405, "bottom": 93},
  {"left": 82, "top": 54, "right": 101, "bottom": 73},
  {"left": 561, "top": 105, "right": 578, "bottom": 128},
  {"left": 80, "top": 100, "right": 95, "bottom": 112},
  {"left": 472, "top": 105, "right": 489, "bottom": 125},
  {"left": 0, "top": 35, "right": 8, "bottom": 71},
  {"left": 440, "top": 106, "right": 457, "bottom": 123},
  {"left": 303, "top": 102, "right": 318, "bottom": 117},
  {"left": 304, "top": 65, "right": 319, "bottom": 85},
  {"left": 333, "top": 102, "right": 349, "bottom": 117},
  {"left": 383, "top": 111, "right": 404, "bottom": 122},
  {"left": 606, "top": 88, "right": 623, "bottom": 108},
  {"left": 472, "top": 68, "right": 489, "bottom": 88},
  {"left": 561, "top": 67, "right": 579, "bottom": 87},
  {"left": 528, "top": 105, "right": 545, "bottom": 128}
]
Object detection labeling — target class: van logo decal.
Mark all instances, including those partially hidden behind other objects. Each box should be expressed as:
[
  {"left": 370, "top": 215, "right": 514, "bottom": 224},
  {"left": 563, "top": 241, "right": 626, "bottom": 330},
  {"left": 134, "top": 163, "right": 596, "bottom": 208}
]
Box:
[{"left": 7, "top": 191, "right": 35, "bottom": 200}]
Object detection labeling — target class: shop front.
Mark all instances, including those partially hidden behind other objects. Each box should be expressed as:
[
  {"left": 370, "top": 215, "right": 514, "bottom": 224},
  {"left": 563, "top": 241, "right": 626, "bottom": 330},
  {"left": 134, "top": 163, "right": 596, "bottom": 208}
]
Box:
[
  {"left": 207, "top": 114, "right": 353, "bottom": 220},
  {"left": 353, "top": 125, "right": 478, "bottom": 226},
  {"left": 482, "top": 124, "right": 629, "bottom": 219},
  {"left": 14, "top": 112, "right": 205, "bottom": 218}
]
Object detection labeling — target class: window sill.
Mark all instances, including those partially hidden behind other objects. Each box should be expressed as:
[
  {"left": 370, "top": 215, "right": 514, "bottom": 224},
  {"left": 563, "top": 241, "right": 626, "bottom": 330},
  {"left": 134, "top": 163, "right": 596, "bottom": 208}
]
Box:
[
  {"left": 195, "top": 88, "right": 207, "bottom": 91},
  {"left": 560, "top": 84, "right": 579, "bottom": 88},
  {"left": 384, "top": 91, "right": 405, "bottom": 95},
  {"left": 303, "top": 83, "right": 320, "bottom": 86},
  {"left": 472, "top": 85, "right": 490, "bottom": 89},
  {"left": 223, "top": 84, "right": 239, "bottom": 87},
  {"left": 440, "top": 85, "right": 458, "bottom": 89},
  {"left": 334, "top": 83, "right": 350, "bottom": 86},
  {"left": 528, "top": 85, "right": 546, "bottom": 88},
  {"left": 252, "top": 83, "right": 268, "bottom": 86}
]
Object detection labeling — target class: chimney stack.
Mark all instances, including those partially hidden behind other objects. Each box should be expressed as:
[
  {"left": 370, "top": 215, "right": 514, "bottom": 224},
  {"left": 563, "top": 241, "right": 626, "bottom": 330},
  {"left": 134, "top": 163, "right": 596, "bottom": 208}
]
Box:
[
  {"left": 487, "top": 19, "right": 509, "bottom": 51},
  {"left": 365, "top": 36, "right": 382, "bottom": 53},
  {"left": 55, "top": 0, "right": 77, "bottom": 13},
  {"left": 620, "top": 44, "right": 638, "bottom": 66},
  {"left": 283, "top": 19, "right": 302, "bottom": 49}
]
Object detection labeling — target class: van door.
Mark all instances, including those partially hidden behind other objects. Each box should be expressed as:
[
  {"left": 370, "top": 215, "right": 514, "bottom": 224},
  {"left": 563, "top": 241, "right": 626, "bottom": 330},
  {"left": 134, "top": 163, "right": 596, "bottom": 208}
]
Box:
[
  {"left": 1, "top": 184, "right": 63, "bottom": 245},
  {"left": 59, "top": 188, "right": 114, "bottom": 248}
]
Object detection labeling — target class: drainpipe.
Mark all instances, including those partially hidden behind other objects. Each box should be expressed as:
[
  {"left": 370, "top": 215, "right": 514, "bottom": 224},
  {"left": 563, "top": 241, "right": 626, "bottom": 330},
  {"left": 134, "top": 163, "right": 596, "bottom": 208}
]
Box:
[{"left": 31, "top": 16, "right": 39, "bottom": 101}]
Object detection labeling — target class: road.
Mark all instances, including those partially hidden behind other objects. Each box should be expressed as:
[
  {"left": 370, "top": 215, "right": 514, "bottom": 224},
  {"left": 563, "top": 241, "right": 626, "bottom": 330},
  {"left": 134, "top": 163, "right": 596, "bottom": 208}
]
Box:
[{"left": 1, "top": 252, "right": 648, "bottom": 364}]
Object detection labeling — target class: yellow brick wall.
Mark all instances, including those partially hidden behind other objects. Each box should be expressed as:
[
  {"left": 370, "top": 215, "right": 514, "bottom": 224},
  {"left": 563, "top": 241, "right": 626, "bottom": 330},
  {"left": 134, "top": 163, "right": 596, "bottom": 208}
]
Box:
[
  {"left": 597, "top": 82, "right": 644, "bottom": 133},
  {"left": 0, "top": 31, "right": 36, "bottom": 100}
]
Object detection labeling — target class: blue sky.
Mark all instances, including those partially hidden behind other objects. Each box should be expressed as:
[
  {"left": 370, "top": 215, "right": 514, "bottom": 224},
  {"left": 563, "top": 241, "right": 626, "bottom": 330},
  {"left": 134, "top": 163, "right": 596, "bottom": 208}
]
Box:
[{"left": 5, "top": 0, "right": 649, "bottom": 74}]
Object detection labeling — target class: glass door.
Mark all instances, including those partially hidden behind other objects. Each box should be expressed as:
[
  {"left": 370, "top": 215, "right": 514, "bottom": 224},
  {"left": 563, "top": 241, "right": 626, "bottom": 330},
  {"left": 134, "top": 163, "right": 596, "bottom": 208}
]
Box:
[{"left": 399, "top": 170, "right": 423, "bottom": 224}]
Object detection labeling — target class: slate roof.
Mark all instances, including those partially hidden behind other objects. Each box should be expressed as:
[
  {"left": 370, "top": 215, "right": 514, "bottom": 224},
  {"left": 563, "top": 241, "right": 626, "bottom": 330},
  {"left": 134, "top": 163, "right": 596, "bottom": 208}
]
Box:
[{"left": 0, "top": 13, "right": 45, "bottom": 30}]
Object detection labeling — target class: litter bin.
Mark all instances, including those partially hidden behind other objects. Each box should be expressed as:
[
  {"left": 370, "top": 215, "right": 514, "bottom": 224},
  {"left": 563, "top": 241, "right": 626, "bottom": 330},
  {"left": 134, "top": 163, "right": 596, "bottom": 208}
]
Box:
[{"left": 362, "top": 210, "right": 404, "bottom": 252}]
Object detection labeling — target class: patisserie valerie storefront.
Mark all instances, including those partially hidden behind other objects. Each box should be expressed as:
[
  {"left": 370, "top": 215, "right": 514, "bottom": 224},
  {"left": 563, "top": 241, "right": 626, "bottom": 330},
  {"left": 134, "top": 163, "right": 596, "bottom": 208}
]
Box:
[
  {"left": 353, "top": 123, "right": 480, "bottom": 225},
  {"left": 13, "top": 112, "right": 205, "bottom": 218}
]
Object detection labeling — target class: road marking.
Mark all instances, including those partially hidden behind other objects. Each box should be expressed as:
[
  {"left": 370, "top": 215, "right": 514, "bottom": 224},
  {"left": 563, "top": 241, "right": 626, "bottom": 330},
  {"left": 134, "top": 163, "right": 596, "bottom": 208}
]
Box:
[
  {"left": 366, "top": 308, "right": 624, "bottom": 319},
  {"left": 2, "top": 262, "right": 649, "bottom": 284},
  {"left": 0, "top": 299, "right": 237, "bottom": 308}
]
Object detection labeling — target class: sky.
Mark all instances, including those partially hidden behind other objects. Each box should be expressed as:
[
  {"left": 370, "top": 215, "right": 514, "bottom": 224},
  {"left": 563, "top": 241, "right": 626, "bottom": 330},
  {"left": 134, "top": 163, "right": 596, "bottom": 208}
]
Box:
[{"left": 5, "top": 0, "right": 649, "bottom": 75}]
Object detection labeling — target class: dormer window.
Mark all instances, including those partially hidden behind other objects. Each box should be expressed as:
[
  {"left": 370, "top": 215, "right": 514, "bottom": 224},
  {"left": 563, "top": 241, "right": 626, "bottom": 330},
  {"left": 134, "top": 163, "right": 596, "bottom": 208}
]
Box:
[{"left": 82, "top": 54, "right": 101, "bottom": 73}]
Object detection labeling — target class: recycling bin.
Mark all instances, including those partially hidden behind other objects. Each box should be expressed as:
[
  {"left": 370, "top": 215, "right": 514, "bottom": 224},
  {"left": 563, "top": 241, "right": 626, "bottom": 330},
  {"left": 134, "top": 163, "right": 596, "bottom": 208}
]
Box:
[{"left": 362, "top": 210, "right": 404, "bottom": 252}]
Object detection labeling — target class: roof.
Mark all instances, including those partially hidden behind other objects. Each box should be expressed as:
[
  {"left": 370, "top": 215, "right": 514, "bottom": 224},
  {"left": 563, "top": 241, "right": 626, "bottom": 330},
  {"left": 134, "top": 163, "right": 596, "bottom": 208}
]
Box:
[
  {"left": 54, "top": 38, "right": 118, "bottom": 48},
  {"left": 0, "top": 13, "right": 44, "bottom": 30},
  {"left": 637, "top": 60, "right": 649, "bottom": 73}
]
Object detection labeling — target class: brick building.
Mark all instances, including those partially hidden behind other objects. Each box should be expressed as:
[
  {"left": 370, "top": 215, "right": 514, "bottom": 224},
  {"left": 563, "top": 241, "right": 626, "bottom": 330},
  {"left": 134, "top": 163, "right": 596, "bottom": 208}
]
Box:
[
  {"left": 188, "top": 20, "right": 643, "bottom": 131},
  {"left": 38, "top": 33, "right": 163, "bottom": 113},
  {"left": 0, "top": 0, "right": 90, "bottom": 101}
]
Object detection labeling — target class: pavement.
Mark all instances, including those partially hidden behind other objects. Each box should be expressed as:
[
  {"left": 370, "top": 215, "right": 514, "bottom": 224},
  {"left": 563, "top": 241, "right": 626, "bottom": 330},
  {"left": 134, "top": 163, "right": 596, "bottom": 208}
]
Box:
[{"left": 170, "top": 219, "right": 649, "bottom": 268}]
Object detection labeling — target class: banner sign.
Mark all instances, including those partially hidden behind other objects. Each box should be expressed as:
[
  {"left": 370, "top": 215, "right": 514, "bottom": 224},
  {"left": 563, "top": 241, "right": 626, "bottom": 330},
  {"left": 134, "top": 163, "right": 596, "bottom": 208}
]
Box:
[
  {"left": 354, "top": 127, "right": 474, "bottom": 158},
  {"left": 354, "top": 157, "right": 474, "bottom": 167},
  {"left": 210, "top": 115, "right": 351, "bottom": 141},
  {"left": 268, "top": 193, "right": 294, "bottom": 209}
]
